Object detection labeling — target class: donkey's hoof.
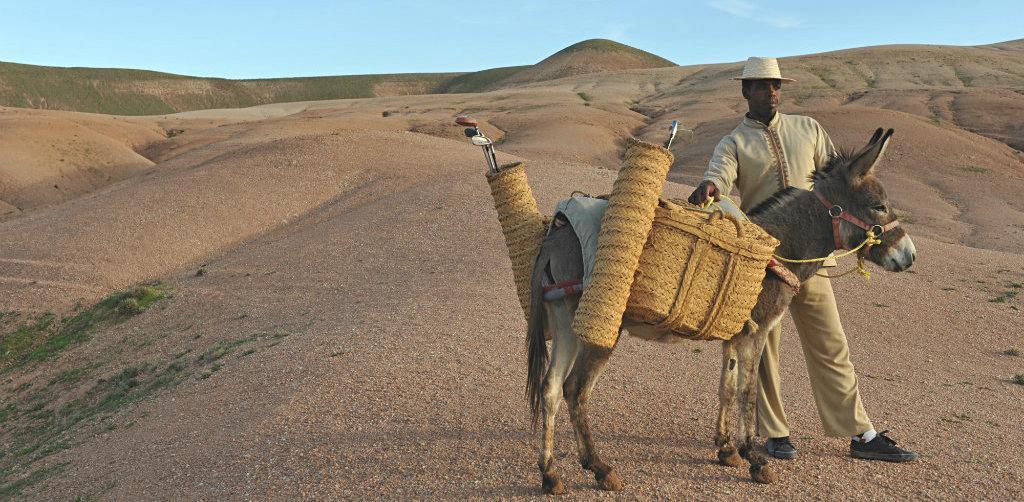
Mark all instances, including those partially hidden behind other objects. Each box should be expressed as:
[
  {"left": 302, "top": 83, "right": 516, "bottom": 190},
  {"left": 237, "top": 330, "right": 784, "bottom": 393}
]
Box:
[
  {"left": 749, "top": 464, "right": 778, "bottom": 484},
  {"left": 596, "top": 469, "right": 623, "bottom": 491},
  {"left": 718, "top": 447, "right": 744, "bottom": 467},
  {"left": 542, "top": 473, "right": 566, "bottom": 495}
]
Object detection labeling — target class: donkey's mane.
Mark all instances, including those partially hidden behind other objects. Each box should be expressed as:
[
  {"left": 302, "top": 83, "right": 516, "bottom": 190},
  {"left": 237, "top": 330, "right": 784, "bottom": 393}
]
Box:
[
  {"left": 748, "top": 148, "right": 860, "bottom": 217},
  {"left": 746, "top": 187, "right": 802, "bottom": 217}
]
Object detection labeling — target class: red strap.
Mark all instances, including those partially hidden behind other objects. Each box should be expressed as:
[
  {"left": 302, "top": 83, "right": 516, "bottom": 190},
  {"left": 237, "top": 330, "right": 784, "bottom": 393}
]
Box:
[
  {"left": 543, "top": 279, "right": 582, "bottom": 294},
  {"left": 816, "top": 191, "right": 899, "bottom": 250}
]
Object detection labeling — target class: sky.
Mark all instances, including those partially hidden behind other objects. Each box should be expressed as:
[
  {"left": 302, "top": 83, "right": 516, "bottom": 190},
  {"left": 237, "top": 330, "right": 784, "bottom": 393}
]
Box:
[{"left": 2, "top": 0, "right": 1022, "bottom": 79}]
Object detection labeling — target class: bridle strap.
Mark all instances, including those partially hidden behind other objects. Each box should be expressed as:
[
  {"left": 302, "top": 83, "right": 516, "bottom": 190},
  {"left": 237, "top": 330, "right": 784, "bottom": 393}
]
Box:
[{"left": 815, "top": 192, "right": 899, "bottom": 250}]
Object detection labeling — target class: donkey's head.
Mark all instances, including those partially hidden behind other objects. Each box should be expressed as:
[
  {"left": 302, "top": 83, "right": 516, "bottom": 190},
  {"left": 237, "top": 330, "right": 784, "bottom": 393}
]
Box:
[{"left": 813, "top": 128, "right": 916, "bottom": 272}]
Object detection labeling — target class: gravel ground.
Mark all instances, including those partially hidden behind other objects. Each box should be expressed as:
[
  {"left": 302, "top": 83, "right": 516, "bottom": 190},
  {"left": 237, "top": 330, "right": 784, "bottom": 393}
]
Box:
[{"left": 1, "top": 80, "right": 1022, "bottom": 500}]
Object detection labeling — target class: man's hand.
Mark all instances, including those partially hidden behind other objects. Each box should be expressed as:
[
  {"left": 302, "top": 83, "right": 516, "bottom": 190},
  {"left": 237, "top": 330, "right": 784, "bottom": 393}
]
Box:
[{"left": 687, "top": 180, "right": 721, "bottom": 206}]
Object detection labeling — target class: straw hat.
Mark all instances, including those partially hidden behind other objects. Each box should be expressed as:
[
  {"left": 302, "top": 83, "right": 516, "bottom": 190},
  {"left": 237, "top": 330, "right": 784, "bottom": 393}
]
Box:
[{"left": 732, "top": 57, "right": 796, "bottom": 82}]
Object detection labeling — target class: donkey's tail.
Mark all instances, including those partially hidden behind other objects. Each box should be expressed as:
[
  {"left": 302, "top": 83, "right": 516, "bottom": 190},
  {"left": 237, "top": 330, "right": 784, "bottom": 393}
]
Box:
[{"left": 526, "top": 246, "right": 549, "bottom": 429}]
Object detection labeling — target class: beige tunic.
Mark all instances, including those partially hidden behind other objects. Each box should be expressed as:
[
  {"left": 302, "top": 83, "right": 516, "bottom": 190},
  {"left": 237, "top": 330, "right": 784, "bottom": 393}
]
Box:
[
  {"left": 704, "top": 113, "right": 873, "bottom": 438},
  {"left": 703, "top": 112, "right": 835, "bottom": 212}
]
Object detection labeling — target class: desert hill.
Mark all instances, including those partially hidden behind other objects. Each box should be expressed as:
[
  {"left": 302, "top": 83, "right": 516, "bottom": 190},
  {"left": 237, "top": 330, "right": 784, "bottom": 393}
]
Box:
[
  {"left": 480, "top": 38, "right": 677, "bottom": 89},
  {"left": 0, "top": 60, "right": 460, "bottom": 115},
  {"left": 988, "top": 38, "right": 1024, "bottom": 51},
  {"left": 0, "top": 39, "right": 1022, "bottom": 499},
  {"left": 631, "top": 42, "right": 1024, "bottom": 149},
  {"left": 0, "top": 108, "right": 166, "bottom": 216},
  {"left": 0, "top": 39, "right": 672, "bottom": 116}
]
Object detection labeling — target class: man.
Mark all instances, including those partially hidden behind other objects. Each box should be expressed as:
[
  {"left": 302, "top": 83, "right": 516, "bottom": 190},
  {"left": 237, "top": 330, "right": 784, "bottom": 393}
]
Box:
[{"left": 687, "top": 57, "right": 917, "bottom": 462}]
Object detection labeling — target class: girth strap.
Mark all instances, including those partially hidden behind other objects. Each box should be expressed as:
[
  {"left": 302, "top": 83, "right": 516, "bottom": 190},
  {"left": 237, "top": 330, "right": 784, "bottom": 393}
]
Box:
[
  {"left": 767, "top": 257, "right": 801, "bottom": 294},
  {"left": 542, "top": 279, "right": 584, "bottom": 301}
]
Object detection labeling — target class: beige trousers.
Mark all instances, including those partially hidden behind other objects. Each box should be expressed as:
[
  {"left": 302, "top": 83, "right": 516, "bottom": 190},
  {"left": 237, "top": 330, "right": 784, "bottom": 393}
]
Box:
[{"left": 754, "top": 274, "right": 873, "bottom": 438}]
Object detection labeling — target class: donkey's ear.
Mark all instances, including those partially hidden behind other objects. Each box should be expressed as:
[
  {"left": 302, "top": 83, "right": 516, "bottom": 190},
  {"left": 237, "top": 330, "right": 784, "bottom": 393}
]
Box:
[
  {"left": 845, "top": 128, "right": 885, "bottom": 163},
  {"left": 848, "top": 128, "right": 894, "bottom": 179},
  {"left": 867, "top": 128, "right": 884, "bottom": 147}
]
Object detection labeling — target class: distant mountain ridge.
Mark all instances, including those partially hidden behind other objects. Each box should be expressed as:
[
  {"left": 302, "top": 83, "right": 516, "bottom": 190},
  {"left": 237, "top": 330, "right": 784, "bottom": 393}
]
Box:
[
  {"left": 2, "top": 38, "right": 1023, "bottom": 116},
  {"left": 0, "top": 39, "right": 675, "bottom": 115},
  {"left": 0, "top": 60, "right": 460, "bottom": 115},
  {"left": 479, "top": 39, "right": 676, "bottom": 89}
]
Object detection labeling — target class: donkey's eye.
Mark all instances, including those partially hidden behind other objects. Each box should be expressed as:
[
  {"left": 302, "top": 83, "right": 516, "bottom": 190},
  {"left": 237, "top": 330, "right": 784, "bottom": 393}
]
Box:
[{"left": 872, "top": 204, "right": 887, "bottom": 213}]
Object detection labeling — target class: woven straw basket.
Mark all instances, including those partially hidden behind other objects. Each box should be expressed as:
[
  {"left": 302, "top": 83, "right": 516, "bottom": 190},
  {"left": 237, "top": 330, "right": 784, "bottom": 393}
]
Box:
[
  {"left": 484, "top": 143, "right": 778, "bottom": 346},
  {"left": 486, "top": 162, "right": 548, "bottom": 318},
  {"left": 626, "top": 199, "right": 778, "bottom": 341},
  {"left": 571, "top": 139, "right": 673, "bottom": 349}
]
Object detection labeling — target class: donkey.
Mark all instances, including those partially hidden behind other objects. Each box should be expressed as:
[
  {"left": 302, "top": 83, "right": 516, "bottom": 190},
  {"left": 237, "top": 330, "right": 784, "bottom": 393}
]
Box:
[{"left": 524, "top": 128, "right": 915, "bottom": 493}]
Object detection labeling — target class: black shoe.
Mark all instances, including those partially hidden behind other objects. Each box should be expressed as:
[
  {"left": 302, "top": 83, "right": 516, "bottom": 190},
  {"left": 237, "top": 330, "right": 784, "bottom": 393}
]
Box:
[
  {"left": 765, "top": 436, "right": 797, "bottom": 460},
  {"left": 850, "top": 430, "right": 918, "bottom": 462}
]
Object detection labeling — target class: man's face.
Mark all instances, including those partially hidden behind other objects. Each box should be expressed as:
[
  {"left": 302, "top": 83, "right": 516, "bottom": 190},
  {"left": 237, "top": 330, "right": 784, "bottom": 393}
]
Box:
[{"left": 743, "top": 79, "right": 782, "bottom": 117}]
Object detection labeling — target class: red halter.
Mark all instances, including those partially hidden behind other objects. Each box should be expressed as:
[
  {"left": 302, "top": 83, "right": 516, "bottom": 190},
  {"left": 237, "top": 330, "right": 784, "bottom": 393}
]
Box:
[{"left": 815, "top": 192, "right": 900, "bottom": 251}]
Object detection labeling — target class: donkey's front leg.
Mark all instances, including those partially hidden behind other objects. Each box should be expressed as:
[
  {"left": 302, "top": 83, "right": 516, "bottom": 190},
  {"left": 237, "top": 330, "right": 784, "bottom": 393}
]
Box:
[
  {"left": 735, "top": 321, "right": 778, "bottom": 484},
  {"left": 564, "top": 342, "right": 621, "bottom": 491},
  {"left": 538, "top": 300, "right": 580, "bottom": 495},
  {"left": 716, "top": 338, "right": 743, "bottom": 467}
]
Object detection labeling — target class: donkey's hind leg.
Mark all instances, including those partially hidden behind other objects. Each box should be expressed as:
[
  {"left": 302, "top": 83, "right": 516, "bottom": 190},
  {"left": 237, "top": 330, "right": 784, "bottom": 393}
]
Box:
[
  {"left": 564, "top": 339, "right": 621, "bottom": 491},
  {"left": 716, "top": 339, "right": 744, "bottom": 467},
  {"left": 538, "top": 299, "right": 580, "bottom": 495},
  {"left": 734, "top": 320, "right": 778, "bottom": 484}
]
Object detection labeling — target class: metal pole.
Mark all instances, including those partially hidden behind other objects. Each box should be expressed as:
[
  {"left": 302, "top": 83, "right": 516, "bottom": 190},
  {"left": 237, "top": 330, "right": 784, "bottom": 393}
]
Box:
[
  {"left": 456, "top": 115, "right": 500, "bottom": 175},
  {"left": 665, "top": 120, "right": 679, "bottom": 149}
]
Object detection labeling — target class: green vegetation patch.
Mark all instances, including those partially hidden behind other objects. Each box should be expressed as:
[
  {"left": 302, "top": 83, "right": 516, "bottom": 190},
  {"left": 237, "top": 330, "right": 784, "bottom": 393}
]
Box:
[
  {"left": 0, "top": 404, "right": 17, "bottom": 423},
  {"left": 0, "top": 286, "right": 302, "bottom": 493},
  {"left": 0, "top": 358, "right": 187, "bottom": 495},
  {"left": 941, "top": 412, "right": 973, "bottom": 423},
  {"left": 67, "top": 362, "right": 181, "bottom": 421},
  {"left": 1, "top": 313, "right": 55, "bottom": 368},
  {"left": 196, "top": 331, "right": 290, "bottom": 364},
  {"left": 0, "top": 461, "right": 69, "bottom": 499},
  {"left": 989, "top": 290, "right": 1019, "bottom": 303},
  {"left": 953, "top": 66, "right": 974, "bottom": 87},
  {"left": 956, "top": 164, "right": 990, "bottom": 174},
  {"left": 436, "top": 65, "right": 529, "bottom": 93},
  {"left": 2, "top": 330, "right": 289, "bottom": 463},
  {"left": 804, "top": 65, "right": 838, "bottom": 89},
  {"left": 1, "top": 283, "right": 168, "bottom": 370},
  {"left": 48, "top": 363, "right": 101, "bottom": 387},
  {"left": 197, "top": 334, "right": 258, "bottom": 363}
]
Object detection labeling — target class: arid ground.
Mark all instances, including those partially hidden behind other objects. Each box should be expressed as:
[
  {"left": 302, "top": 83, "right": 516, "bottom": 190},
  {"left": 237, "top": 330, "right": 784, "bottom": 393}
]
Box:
[{"left": 1, "top": 40, "right": 1023, "bottom": 500}]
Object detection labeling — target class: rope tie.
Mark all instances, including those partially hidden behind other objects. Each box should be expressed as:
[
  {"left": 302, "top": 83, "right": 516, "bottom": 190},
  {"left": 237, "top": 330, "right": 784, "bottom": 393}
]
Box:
[{"left": 700, "top": 195, "right": 880, "bottom": 281}]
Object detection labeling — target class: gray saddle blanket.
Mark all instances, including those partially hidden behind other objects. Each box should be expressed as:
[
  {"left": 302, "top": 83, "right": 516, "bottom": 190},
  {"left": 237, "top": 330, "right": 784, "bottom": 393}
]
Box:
[{"left": 551, "top": 197, "right": 608, "bottom": 288}]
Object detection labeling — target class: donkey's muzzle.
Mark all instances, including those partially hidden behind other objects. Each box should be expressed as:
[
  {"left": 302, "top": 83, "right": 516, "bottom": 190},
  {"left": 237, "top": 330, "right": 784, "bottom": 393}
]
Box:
[{"left": 882, "top": 235, "right": 916, "bottom": 272}]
